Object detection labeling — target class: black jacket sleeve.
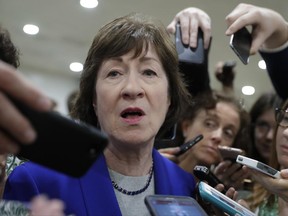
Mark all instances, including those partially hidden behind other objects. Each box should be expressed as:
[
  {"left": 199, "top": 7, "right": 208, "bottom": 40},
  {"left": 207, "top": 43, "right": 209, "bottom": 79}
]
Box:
[{"left": 259, "top": 47, "right": 288, "bottom": 100}]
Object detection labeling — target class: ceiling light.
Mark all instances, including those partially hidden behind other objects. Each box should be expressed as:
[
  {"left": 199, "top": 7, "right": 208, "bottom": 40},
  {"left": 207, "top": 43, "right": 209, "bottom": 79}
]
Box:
[
  {"left": 80, "top": 0, "right": 98, "bottom": 8},
  {"left": 242, "top": 86, "right": 255, "bottom": 95},
  {"left": 69, "top": 62, "right": 83, "bottom": 72},
  {"left": 23, "top": 24, "right": 39, "bottom": 35},
  {"left": 258, "top": 60, "right": 267, "bottom": 70}
]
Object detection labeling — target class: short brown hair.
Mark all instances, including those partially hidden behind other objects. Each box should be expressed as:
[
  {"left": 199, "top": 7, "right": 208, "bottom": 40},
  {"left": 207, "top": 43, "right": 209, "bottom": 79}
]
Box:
[{"left": 71, "top": 13, "right": 191, "bottom": 137}]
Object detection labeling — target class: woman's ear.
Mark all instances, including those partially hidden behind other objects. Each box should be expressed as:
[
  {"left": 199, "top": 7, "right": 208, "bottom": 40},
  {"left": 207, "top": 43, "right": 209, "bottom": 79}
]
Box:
[
  {"left": 181, "top": 120, "right": 191, "bottom": 138},
  {"left": 93, "top": 102, "right": 97, "bottom": 116}
]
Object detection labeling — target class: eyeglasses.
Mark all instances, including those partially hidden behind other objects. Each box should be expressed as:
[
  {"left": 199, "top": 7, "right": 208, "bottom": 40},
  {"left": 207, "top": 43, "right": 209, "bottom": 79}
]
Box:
[{"left": 275, "top": 108, "right": 288, "bottom": 128}]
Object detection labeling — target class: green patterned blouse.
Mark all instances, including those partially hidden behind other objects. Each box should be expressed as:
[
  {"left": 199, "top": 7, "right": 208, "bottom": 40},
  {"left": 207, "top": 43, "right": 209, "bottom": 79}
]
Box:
[{"left": 257, "top": 195, "right": 278, "bottom": 216}]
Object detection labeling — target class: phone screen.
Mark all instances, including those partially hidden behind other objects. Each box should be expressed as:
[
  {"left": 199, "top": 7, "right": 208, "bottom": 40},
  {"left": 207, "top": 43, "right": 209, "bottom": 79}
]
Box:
[
  {"left": 229, "top": 27, "right": 252, "bottom": 65},
  {"left": 145, "top": 195, "right": 207, "bottom": 216}
]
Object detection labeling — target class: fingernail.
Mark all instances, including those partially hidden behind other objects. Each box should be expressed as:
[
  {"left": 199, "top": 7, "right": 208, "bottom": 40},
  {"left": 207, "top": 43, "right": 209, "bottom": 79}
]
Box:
[
  {"left": 22, "top": 129, "right": 37, "bottom": 143},
  {"left": 225, "top": 29, "right": 231, "bottom": 35},
  {"left": 281, "top": 169, "right": 288, "bottom": 177},
  {"left": 37, "top": 97, "right": 53, "bottom": 110}
]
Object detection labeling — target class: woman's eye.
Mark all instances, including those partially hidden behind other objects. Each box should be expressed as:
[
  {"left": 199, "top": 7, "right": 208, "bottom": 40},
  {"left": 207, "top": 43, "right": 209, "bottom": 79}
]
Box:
[
  {"left": 224, "top": 129, "right": 235, "bottom": 140},
  {"left": 204, "top": 120, "right": 217, "bottom": 128},
  {"left": 107, "top": 70, "right": 120, "bottom": 77},
  {"left": 143, "top": 69, "right": 157, "bottom": 77}
]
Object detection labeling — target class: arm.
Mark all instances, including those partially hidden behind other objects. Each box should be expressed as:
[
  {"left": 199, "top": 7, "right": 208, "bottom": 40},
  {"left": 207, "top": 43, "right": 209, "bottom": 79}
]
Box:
[
  {"left": 225, "top": 3, "right": 288, "bottom": 99},
  {"left": 214, "top": 61, "right": 236, "bottom": 97},
  {"left": 259, "top": 47, "right": 288, "bottom": 100},
  {"left": 249, "top": 168, "right": 288, "bottom": 202},
  {"left": 167, "top": 7, "right": 212, "bottom": 96}
]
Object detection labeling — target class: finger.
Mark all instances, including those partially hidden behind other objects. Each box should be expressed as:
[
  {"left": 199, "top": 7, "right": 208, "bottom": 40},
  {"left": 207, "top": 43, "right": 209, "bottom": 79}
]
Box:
[
  {"left": 158, "top": 147, "right": 180, "bottom": 154},
  {"left": 0, "top": 61, "right": 53, "bottom": 111},
  {"left": 159, "top": 153, "right": 179, "bottom": 164},
  {"left": 198, "top": 17, "right": 212, "bottom": 49},
  {"left": 166, "top": 20, "right": 177, "bottom": 35},
  {"left": 188, "top": 17, "right": 199, "bottom": 48},
  {"left": 250, "top": 28, "right": 269, "bottom": 54},
  {"left": 0, "top": 93, "right": 36, "bottom": 144},
  {"left": 280, "top": 169, "right": 288, "bottom": 179},
  {"left": 0, "top": 130, "right": 19, "bottom": 154},
  {"left": 225, "top": 4, "right": 252, "bottom": 34}
]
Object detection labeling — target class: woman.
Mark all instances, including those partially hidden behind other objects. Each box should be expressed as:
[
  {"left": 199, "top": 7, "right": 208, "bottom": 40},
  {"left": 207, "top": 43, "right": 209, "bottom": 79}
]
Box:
[
  {"left": 159, "top": 6, "right": 251, "bottom": 191},
  {"left": 224, "top": 3, "right": 288, "bottom": 215},
  {"left": 249, "top": 92, "right": 282, "bottom": 164},
  {"left": 3, "top": 13, "right": 210, "bottom": 216},
  {"left": 245, "top": 99, "right": 288, "bottom": 215},
  {"left": 160, "top": 91, "right": 251, "bottom": 190}
]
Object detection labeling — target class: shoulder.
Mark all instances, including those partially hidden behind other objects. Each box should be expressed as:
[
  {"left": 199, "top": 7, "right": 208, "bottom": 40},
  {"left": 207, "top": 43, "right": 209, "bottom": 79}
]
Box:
[
  {"left": 153, "top": 149, "right": 195, "bottom": 182},
  {"left": 8, "top": 161, "right": 70, "bottom": 183}
]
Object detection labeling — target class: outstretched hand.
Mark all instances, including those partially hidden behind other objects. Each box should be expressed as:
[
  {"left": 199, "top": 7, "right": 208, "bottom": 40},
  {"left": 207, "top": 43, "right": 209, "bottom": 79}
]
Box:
[
  {"left": 167, "top": 7, "right": 212, "bottom": 49},
  {"left": 225, "top": 3, "right": 288, "bottom": 54},
  {"left": 0, "top": 61, "right": 53, "bottom": 154}
]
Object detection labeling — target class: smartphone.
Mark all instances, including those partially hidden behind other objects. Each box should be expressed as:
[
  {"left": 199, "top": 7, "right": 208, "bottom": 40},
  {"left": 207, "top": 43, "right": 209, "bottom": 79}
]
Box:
[
  {"left": 145, "top": 194, "right": 208, "bottom": 216},
  {"left": 157, "top": 124, "right": 177, "bottom": 141},
  {"left": 236, "top": 155, "right": 281, "bottom": 179},
  {"left": 229, "top": 27, "right": 252, "bottom": 65},
  {"left": 176, "top": 23, "right": 204, "bottom": 64},
  {"left": 198, "top": 181, "right": 256, "bottom": 216},
  {"left": 175, "top": 134, "right": 203, "bottom": 156},
  {"left": 9, "top": 97, "right": 108, "bottom": 177},
  {"left": 218, "top": 146, "right": 245, "bottom": 161},
  {"left": 193, "top": 165, "right": 227, "bottom": 194}
]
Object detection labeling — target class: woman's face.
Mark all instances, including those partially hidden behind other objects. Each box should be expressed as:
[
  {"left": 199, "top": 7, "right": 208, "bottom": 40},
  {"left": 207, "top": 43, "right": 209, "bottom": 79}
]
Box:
[
  {"left": 276, "top": 108, "right": 288, "bottom": 168},
  {"left": 94, "top": 45, "right": 170, "bottom": 148},
  {"left": 181, "top": 101, "right": 240, "bottom": 165},
  {"left": 254, "top": 108, "right": 275, "bottom": 163}
]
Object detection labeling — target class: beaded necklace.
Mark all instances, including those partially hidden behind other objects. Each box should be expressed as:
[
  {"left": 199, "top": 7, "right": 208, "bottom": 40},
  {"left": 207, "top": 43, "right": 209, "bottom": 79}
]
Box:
[{"left": 111, "top": 161, "right": 154, "bottom": 196}]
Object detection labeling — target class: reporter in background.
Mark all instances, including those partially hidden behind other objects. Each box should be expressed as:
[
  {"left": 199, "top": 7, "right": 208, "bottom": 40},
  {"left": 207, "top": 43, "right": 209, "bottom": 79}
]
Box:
[
  {"left": 159, "top": 7, "right": 251, "bottom": 192},
  {"left": 225, "top": 3, "right": 288, "bottom": 100},
  {"left": 225, "top": 3, "right": 288, "bottom": 215}
]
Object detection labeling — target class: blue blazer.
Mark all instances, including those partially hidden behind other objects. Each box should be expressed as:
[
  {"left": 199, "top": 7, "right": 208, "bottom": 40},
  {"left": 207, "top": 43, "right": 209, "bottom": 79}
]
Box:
[
  {"left": 4, "top": 149, "right": 196, "bottom": 216},
  {"left": 260, "top": 46, "right": 288, "bottom": 100}
]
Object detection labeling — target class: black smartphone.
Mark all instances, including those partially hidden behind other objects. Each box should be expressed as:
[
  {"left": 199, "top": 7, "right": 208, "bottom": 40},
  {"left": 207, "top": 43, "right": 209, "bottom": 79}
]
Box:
[
  {"left": 157, "top": 124, "right": 177, "bottom": 141},
  {"left": 176, "top": 23, "right": 204, "bottom": 64},
  {"left": 193, "top": 165, "right": 227, "bottom": 193},
  {"left": 218, "top": 146, "right": 245, "bottom": 162},
  {"left": 145, "top": 194, "right": 208, "bottom": 216},
  {"left": 9, "top": 97, "right": 108, "bottom": 177},
  {"left": 175, "top": 134, "right": 203, "bottom": 156},
  {"left": 229, "top": 27, "right": 252, "bottom": 65}
]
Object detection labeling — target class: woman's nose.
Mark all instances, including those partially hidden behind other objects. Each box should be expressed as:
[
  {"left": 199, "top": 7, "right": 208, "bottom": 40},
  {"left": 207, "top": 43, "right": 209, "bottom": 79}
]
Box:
[
  {"left": 121, "top": 73, "right": 144, "bottom": 99},
  {"left": 211, "top": 128, "right": 222, "bottom": 145}
]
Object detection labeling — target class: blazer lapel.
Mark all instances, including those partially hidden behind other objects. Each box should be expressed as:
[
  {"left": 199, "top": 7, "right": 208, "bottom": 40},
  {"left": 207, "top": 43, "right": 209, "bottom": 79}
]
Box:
[{"left": 79, "top": 153, "right": 122, "bottom": 216}]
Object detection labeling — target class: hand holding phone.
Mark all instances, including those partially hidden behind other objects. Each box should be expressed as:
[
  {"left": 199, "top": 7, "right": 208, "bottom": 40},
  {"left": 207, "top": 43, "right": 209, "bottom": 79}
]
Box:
[
  {"left": 236, "top": 155, "right": 281, "bottom": 179},
  {"left": 198, "top": 181, "right": 255, "bottom": 216},
  {"left": 176, "top": 23, "right": 204, "bottom": 64},
  {"left": 9, "top": 97, "right": 108, "bottom": 177},
  {"left": 229, "top": 27, "right": 252, "bottom": 65},
  {"left": 193, "top": 165, "right": 227, "bottom": 193},
  {"left": 145, "top": 195, "right": 208, "bottom": 216},
  {"left": 175, "top": 134, "right": 203, "bottom": 156},
  {"left": 218, "top": 146, "right": 245, "bottom": 161}
]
